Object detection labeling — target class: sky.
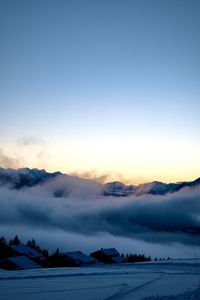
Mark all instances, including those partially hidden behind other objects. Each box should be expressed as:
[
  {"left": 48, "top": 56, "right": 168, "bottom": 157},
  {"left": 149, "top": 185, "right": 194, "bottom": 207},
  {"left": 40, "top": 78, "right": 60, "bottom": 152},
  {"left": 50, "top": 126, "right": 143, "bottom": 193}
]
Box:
[{"left": 0, "top": 0, "right": 200, "bottom": 184}]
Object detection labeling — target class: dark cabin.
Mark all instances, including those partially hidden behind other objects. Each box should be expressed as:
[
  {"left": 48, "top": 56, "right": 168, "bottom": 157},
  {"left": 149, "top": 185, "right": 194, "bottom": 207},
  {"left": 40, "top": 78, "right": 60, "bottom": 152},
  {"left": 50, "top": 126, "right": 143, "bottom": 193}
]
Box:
[{"left": 90, "top": 248, "right": 124, "bottom": 264}]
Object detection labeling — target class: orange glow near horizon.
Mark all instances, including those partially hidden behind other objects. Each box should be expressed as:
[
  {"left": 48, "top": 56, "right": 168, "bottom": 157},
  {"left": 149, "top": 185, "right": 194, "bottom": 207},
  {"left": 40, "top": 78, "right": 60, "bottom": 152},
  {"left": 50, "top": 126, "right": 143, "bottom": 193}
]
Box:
[{"left": 1, "top": 134, "right": 199, "bottom": 185}]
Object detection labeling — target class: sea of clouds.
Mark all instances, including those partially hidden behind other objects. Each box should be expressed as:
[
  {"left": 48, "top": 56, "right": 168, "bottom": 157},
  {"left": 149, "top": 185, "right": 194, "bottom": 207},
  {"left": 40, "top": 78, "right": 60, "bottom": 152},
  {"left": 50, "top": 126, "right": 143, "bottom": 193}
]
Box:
[{"left": 0, "top": 172, "right": 200, "bottom": 258}]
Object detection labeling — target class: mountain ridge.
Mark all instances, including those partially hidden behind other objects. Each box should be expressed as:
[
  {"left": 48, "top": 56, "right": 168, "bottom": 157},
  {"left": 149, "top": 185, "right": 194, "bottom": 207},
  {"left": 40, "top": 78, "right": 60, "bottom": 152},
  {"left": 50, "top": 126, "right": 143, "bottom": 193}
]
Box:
[{"left": 0, "top": 167, "right": 199, "bottom": 197}]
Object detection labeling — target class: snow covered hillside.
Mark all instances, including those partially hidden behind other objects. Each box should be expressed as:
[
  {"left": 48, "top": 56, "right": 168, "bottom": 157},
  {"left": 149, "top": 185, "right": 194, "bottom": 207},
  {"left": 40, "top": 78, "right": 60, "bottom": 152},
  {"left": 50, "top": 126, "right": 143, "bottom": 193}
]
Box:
[{"left": 0, "top": 259, "right": 200, "bottom": 300}]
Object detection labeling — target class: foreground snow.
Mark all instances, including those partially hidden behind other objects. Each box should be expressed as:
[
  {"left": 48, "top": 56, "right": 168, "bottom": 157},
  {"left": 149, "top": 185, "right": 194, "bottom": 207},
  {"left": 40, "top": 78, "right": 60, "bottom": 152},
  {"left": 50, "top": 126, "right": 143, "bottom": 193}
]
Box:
[{"left": 0, "top": 259, "right": 200, "bottom": 300}]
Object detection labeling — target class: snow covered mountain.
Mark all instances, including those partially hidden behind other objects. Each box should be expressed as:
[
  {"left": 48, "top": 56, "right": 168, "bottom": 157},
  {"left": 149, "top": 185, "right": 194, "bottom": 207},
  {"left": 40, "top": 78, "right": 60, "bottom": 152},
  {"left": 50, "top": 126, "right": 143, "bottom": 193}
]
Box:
[
  {"left": 0, "top": 167, "right": 199, "bottom": 197},
  {"left": 103, "top": 181, "right": 136, "bottom": 196},
  {"left": 104, "top": 178, "right": 200, "bottom": 196},
  {"left": 0, "top": 167, "right": 61, "bottom": 189}
]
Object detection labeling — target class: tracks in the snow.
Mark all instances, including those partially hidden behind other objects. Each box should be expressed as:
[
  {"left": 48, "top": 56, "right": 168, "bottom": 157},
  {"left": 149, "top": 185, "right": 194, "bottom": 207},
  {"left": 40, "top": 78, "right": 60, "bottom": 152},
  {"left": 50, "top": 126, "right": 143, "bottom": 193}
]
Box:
[{"left": 105, "top": 274, "right": 163, "bottom": 300}]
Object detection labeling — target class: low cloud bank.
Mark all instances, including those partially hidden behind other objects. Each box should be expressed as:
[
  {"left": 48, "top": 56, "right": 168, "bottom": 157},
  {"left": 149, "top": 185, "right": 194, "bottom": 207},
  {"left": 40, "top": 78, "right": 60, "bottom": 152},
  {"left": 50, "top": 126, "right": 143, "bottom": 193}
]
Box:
[{"left": 0, "top": 174, "right": 200, "bottom": 257}]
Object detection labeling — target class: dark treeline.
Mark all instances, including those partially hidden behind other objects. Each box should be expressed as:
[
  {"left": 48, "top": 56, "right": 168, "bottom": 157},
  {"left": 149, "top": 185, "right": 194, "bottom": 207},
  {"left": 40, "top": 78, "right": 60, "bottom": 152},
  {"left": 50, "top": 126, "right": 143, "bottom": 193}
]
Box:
[
  {"left": 0, "top": 235, "right": 48, "bottom": 257},
  {"left": 121, "top": 253, "right": 151, "bottom": 263}
]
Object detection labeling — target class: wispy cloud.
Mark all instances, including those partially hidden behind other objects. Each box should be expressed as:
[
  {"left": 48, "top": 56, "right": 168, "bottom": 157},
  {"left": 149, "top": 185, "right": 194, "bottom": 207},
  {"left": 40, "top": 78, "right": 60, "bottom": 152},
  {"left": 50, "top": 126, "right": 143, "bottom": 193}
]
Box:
[
  {"left": 0, "top": 149, "right": 20, "bottom": 168},
  {"left": 70, "top": 170, "right": 110, "bottom": 184},
  {"left": 17, "top": 136, "right": 45, "bottom": 147}
]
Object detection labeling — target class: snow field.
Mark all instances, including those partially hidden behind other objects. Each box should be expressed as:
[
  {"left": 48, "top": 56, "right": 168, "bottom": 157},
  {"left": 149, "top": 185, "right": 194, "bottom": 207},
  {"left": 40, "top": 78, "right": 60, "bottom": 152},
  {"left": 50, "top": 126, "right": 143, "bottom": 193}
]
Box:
[{"left": 0, "top": 260, "right": 200, "bottom": 300}]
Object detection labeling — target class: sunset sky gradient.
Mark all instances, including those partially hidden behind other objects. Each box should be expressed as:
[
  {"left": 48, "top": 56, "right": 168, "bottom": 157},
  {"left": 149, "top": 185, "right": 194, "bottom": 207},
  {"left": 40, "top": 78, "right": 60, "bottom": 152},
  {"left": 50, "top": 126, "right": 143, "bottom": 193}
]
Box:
[{"left": 0, "top": 0, "right": 200, "bottom": 183}]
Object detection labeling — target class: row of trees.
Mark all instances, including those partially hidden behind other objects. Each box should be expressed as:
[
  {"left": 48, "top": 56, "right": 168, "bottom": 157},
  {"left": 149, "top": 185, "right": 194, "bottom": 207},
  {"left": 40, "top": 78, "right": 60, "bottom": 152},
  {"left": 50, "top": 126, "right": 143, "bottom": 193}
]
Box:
[
  {"left": 122, "top": 253, "right": 151, "bottom": 263},
  {"left": 0, "top": 235, "right": 49, "bottom": 258}
]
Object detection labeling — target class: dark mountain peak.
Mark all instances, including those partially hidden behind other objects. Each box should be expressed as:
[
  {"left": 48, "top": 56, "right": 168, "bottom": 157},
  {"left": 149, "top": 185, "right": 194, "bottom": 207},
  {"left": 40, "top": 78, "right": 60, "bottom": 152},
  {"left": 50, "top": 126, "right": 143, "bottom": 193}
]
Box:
[
  {"left": 104, "top": 181, "right": 136, "bottom": 197},
  {"left": 0, "top": 167, "right": 62, "bottom": 189},
  {"left": 103, "top": 177, "right": 200, "bottom": 197},
  {"left": 192, "top": 177, "right": 200, "bottom": 184}
]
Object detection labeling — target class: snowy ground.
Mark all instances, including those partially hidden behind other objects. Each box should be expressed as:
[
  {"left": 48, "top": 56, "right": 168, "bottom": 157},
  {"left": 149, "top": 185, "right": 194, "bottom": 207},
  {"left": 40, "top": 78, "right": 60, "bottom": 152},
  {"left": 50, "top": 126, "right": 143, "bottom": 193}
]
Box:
[{"left": 0, "top": 260, "right": 200, "bottom": 300}]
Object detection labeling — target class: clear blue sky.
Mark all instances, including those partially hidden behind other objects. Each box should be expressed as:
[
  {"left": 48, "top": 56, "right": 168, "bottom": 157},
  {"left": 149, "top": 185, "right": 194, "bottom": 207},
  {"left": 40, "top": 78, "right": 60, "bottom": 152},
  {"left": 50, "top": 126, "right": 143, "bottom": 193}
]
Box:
[{"left": 0, "top": 0, "right": 200, "bottom": 183}]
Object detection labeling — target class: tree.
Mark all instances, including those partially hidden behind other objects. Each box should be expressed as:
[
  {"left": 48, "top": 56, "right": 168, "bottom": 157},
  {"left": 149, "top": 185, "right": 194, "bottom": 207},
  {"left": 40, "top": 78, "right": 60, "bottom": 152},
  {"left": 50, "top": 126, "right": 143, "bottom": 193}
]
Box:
[
  {"left": 54, "top": 248, "right": 60, "bottom": 257},
  {"left": 0, "top": 236, "right": 6, "bottom": 246},
  {"left": 26, "top": 238, "right": 36, "bottom": 249},
  {"left": 42, "top": 249, "right": 49, "bottom": 258},
  {"left": 9, "top": 235, "right": 21, "bottom": 246},
  {"left": 26, "top": 238, "right": 42, "bottom": 252}
]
